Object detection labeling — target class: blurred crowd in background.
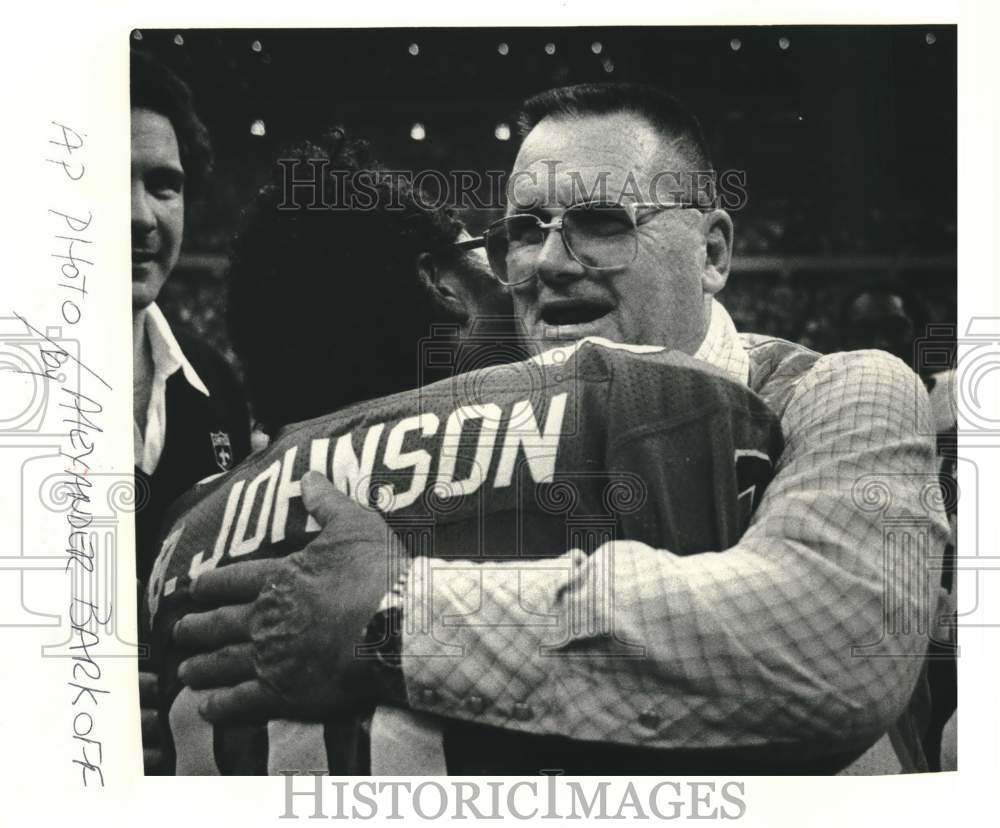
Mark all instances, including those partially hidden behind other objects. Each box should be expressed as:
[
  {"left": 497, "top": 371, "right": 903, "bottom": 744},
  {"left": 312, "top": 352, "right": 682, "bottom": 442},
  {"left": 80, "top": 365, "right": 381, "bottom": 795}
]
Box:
[{"left": 133, "top": 26, "right": 957, "bottom": 371}]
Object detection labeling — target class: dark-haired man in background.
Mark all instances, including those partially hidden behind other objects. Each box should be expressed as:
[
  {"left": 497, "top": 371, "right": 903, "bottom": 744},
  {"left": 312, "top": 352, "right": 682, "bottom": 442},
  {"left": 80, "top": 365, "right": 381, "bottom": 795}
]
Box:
[
  {"left": 131, "top": 49, "right": 251, "bottom": 773},
  {"left": 225, "top": 129, "right": 514, "bottom": 437},
  {"left": 175, "top": 83, "right": 948, "bottom": 774}
]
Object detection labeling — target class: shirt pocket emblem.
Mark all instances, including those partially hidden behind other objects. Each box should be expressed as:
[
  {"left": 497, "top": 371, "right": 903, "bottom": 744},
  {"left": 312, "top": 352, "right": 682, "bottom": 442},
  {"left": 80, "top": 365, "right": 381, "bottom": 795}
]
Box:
[{"left": 210, "top": 431, "right": 234, "bottom": 470}]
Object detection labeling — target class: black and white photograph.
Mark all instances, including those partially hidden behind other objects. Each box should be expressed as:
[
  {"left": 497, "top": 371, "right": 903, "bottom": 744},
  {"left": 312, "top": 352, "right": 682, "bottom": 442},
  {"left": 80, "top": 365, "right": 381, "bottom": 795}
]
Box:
[
  {"left": 129, "top": 25, "right": 957, "bottom": 777},
  {"left": 2, "top": 3, "right": 997, "bottom": 825}
]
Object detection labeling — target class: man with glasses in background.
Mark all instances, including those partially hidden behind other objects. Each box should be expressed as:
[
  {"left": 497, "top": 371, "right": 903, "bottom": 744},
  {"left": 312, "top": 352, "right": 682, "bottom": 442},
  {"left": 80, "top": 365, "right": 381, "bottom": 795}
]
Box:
[{"left": 174, "top": 83, "right": 948, "bottom": 774}]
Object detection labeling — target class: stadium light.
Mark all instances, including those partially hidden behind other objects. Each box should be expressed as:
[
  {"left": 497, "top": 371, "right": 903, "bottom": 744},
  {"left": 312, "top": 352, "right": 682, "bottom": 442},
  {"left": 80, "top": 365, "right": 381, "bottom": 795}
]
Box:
[
  {"left": 602, "top": 58, "right": 614, "bottom": 73},
  {"left": 250, "top": 119, "right": 266, "bottom": 137},
  {"left": 591, "top": 41, "right": 603, "bottom": 55},
  {"left": 408, "top": 43, "right": 420, "bottom": 56},
  {"left": 251, "top": 39, "right": 262, "bottom": 53},
  {"left": 925, "top": 32, "right": 937, "bottom": 45},
  {"left": 545, "top": 42, "right": 556, "bottom": 55},
  {"left": 498, "top": 42, "right": 509, "bottom": 55},
  {"left": 778, "top": 36, "right": 790, "bottom": 50},
  {"left": 410, "top": 122, "right": 426, "bottom": 141},
  {"left": 495, "top": 123, "right": 511, "bottom": 141},
  {"left": 730, "top": 38, "right": 742, "bottom": 51},
  {"left": 173, "top": 34, "right": 184, "bottom": 46}
]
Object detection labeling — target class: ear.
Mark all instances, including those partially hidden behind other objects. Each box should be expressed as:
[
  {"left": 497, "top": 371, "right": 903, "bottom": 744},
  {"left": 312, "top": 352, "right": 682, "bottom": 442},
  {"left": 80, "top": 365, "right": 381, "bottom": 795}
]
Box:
[
  {"left": 417, "top": 252, "right": 469, "bottom": 323},
  {"left": 701, "top": 209, "right": 733, "bottom": 296}
]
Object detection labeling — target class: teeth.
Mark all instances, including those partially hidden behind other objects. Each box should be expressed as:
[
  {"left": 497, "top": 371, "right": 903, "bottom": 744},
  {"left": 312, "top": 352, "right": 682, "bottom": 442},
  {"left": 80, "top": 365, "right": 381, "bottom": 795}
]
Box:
[{"left": 544, "top": 306, "right": 607, "bottom": 326}]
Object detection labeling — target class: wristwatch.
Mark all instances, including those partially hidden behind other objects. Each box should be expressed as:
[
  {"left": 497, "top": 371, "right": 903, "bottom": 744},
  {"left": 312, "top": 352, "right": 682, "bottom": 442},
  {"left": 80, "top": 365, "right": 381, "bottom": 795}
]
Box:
[{"left": 360, "top": 606, "right": 408, "bottom": 707}]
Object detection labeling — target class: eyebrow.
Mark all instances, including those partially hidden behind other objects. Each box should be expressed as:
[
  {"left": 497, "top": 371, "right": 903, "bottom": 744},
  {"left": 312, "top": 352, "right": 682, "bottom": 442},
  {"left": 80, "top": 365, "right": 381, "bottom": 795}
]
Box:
[{"left": 146, "top": 165, "right": 186, "bottom": 186}]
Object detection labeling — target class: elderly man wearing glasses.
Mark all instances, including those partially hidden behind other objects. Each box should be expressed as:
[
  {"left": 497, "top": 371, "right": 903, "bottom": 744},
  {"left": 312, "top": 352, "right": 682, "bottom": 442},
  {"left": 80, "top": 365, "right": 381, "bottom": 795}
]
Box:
[{"left": 168, "top": 83, "right": 949, "bottom": 775}]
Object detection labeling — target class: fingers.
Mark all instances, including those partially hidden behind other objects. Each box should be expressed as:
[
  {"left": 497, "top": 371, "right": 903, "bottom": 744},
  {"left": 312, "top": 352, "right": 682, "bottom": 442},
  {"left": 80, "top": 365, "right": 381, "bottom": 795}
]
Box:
[
  {"left": 140, "top": 670, "right": 163, "bottom": 763},
  {"left": 198, "top": 679, "right": 283, "bottom": 724},
  {"left": 173, "top": 603, "right": 253, "bottom": 650},
  {"left": 189, "top": 558, "right": 285, "bottom": 604},
  {"left": 178, "top": 642, "right": 256, "bottom": 689},
  {"left": 301, "top": 471, "right": 341, "bottom": 527}
]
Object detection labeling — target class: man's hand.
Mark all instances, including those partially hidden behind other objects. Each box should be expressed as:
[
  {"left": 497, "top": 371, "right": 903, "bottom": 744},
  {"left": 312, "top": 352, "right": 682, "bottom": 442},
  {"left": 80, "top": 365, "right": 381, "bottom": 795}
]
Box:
[
  {"left": 172, "top": 560, "right": 281, "bottom": 690},
  {"left": 173, "top": 471, "right": 398, "bottom": 724}
]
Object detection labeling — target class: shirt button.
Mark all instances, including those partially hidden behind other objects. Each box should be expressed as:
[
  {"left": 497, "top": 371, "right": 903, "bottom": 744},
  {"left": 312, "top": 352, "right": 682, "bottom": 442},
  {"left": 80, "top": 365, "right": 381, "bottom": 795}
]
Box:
[
  {"left": 417, "top": 687, "right": 440, "bottom": 707},
  {"left": 638, "top": 709, "right": 661, "bottom": 730},
  {"left": 512, "top": 702, "right": 534, "bottom": 721},
  {"left": 464, "top": 695, "right": 486, "bottom": 715}
]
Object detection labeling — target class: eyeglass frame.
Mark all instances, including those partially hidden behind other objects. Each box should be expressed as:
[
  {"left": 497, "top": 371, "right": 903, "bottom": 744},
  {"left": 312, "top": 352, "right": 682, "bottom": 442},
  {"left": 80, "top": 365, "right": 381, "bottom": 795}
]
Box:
[{"left": 455, "top": 199, "right": 710, "bottom": 286}]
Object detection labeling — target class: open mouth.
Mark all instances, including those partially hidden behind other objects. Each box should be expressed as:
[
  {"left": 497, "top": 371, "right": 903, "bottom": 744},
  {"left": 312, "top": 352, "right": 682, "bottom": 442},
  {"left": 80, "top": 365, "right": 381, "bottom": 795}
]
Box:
[
  {"left": 132, "top": 249, "right": 158, "bottom": 265},
  {"left": 540, "top": 301, "right": 613, "bottom": 327}
]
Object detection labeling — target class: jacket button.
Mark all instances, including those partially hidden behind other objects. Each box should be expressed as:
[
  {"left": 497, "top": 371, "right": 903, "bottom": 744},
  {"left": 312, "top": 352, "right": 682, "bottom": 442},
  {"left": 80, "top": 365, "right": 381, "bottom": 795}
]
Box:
[
  {"left": 464, "top": 695, "right": 486, "bottom": 715},
  {"left": 512, "top": 702, "right": 534, "bottom": 721},
  {"left": 638, "top": 709, "right": 661, "bottom": 729},
  {"left": 417, "top": 687, "right": 440, "bottom": 707}
]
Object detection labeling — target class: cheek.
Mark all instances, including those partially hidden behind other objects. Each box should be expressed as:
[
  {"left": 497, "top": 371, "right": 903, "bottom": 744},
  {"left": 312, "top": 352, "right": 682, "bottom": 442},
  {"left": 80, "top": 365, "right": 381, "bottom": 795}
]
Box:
[
  {"left": 638, "top": 231, "right": 703, "bottom": 293},
  {"left": 485, "top": 284, "right": 514, "bottom": 315},
  {"left": 615, "top": 245, "right": 703, "bottom": 327},
  {"left": 159, "top": 200, "right": 185, "bottom": 244},
  {"left": 509, "top": 283, "right": 537, "bottom": 316}
]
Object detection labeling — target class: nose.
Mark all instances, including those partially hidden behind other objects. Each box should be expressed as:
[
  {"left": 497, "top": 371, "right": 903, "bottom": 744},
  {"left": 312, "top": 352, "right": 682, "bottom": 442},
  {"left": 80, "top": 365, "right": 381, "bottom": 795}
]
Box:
[
  {"left": 534, "top": 224, "right": 586, "bottom": 288},
  {"left": 131, "top": 179, "right": 155, "bottom": 234}
]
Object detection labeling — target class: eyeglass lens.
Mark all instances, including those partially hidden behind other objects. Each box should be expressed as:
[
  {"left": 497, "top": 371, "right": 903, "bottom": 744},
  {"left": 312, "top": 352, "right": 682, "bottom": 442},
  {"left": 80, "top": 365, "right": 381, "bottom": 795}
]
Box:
[{"left": 486, "top": 204, "right": 639, "bottom": 284}]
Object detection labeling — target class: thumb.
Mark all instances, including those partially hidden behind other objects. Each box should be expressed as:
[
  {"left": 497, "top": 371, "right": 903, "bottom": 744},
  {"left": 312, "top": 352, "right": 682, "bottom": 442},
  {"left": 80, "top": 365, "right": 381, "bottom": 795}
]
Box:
[{"left": 301, "top": 471, "right": 341, "bottom": 528}]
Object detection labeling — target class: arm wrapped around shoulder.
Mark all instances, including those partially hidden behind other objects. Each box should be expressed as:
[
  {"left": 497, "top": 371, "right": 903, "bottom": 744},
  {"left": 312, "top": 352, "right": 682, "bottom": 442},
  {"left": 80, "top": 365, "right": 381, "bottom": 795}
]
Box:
[{"left": 401, "top": 349, "right": 949, "bottom": 759}]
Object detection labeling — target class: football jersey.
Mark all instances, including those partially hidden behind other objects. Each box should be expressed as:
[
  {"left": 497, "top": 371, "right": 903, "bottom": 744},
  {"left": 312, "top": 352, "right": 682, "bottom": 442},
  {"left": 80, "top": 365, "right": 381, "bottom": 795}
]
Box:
[{"left": 148, "top": 338, "right": 783, "bottom": 775}]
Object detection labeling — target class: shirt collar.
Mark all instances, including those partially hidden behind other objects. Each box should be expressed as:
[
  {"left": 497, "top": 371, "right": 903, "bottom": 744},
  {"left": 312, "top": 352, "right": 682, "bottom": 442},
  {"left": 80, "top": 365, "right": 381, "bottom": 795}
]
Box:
[
  {"left": 143, "top": 302, "right": 211, "bottom": 397},
  {"left": 693, "top": 299, "right": 750, "bottom": 386}
]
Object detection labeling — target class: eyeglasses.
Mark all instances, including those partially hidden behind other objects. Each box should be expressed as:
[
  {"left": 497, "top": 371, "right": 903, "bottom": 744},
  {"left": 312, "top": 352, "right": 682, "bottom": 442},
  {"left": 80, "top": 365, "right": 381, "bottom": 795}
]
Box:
[{"left": 456, "top": 200, "right": 703, "bottom": 286}]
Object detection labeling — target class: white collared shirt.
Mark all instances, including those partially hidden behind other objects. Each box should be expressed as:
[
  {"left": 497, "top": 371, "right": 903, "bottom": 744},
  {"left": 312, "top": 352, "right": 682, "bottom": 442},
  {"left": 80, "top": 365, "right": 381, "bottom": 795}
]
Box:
[
  {"left": 693, "top": 297, "right": 751, "bottom": 386},
  {"left": 133, "top": 303, "right": 211, "bottom": 475}
]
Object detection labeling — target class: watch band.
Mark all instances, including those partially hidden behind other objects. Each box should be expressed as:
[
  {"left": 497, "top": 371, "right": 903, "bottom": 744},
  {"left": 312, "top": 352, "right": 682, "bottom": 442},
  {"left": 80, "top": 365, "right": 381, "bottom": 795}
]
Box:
[{"left": 360, "top": 606, "right": 408, "bottom": 706}]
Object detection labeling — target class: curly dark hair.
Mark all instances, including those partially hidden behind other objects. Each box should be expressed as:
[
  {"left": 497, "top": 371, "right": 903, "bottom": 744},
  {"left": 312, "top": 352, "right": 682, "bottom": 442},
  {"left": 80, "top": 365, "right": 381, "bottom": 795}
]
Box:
[
  {"left": 130, "top": 48, "right": 213, "bottom": 200},
  {"left": 227, "top": 128, "right": 466, "bottom": 433}
]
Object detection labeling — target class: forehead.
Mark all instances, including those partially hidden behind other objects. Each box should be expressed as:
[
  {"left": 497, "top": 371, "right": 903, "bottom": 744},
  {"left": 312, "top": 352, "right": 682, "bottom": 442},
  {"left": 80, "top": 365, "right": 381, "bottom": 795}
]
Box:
[
  {"left": 510, "top": 112, "right": 675, "bottom": 207},
  {"left": 131, "top": 107, "right": 182, "bottom": 169}
]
